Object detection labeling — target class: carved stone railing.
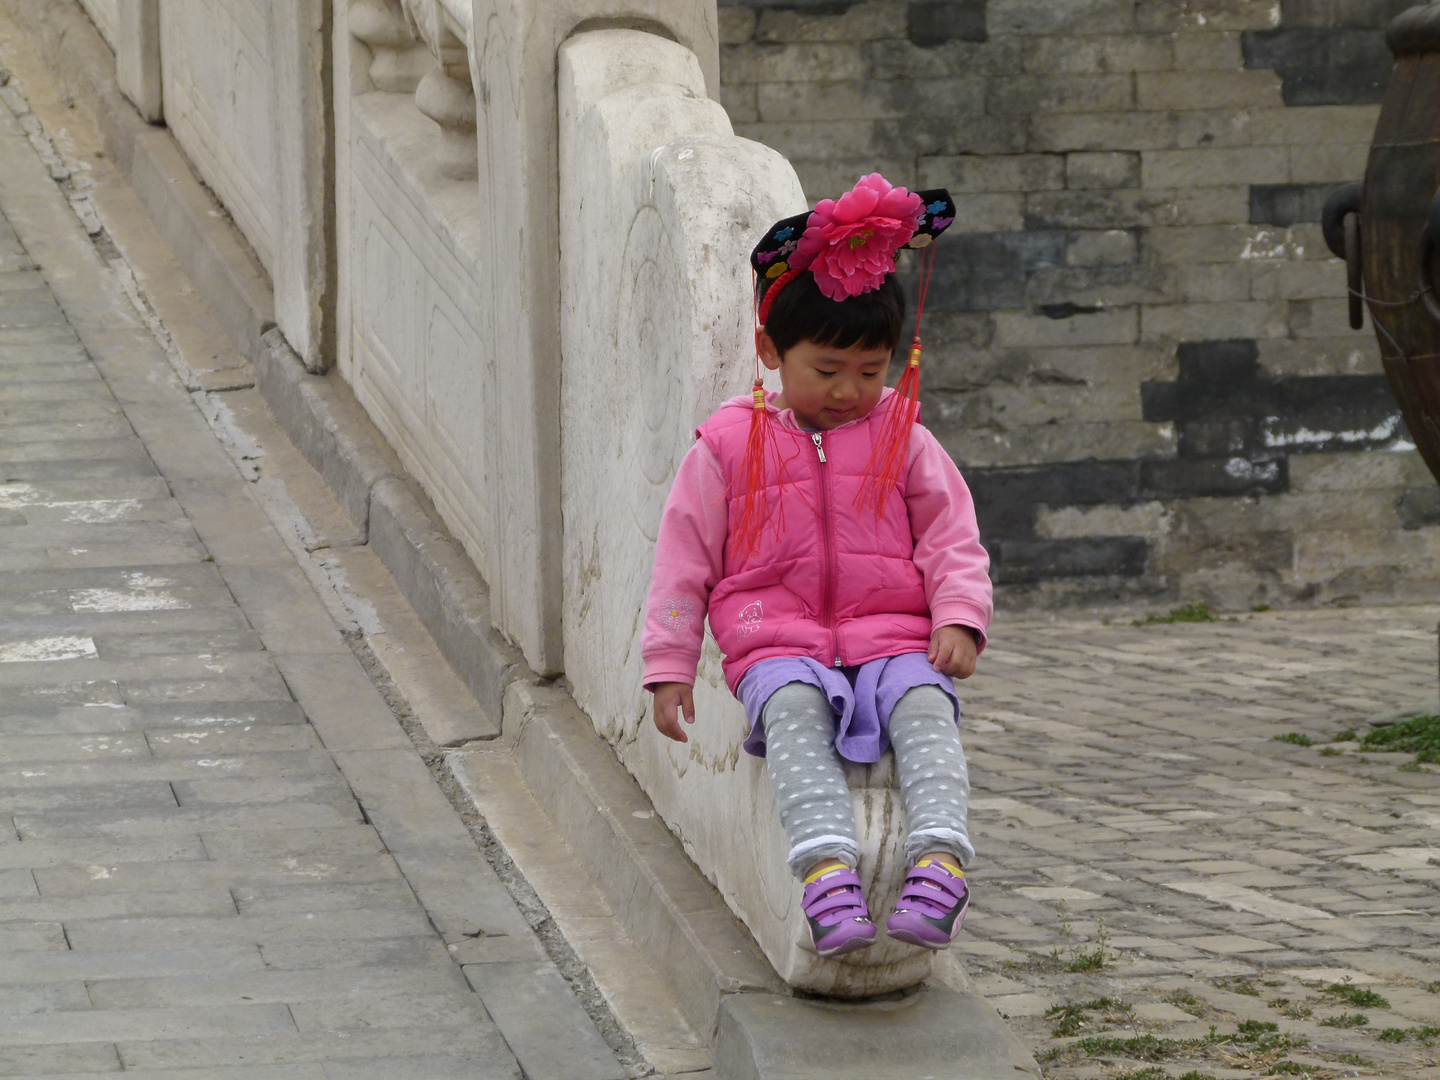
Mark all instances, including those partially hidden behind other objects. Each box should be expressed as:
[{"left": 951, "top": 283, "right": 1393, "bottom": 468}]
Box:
[
  {"left": 348, "top": 0, "right": 431, "bottom": 93},
  {"left": 348, "top": 0, "right": 475, "bottom": 180}
]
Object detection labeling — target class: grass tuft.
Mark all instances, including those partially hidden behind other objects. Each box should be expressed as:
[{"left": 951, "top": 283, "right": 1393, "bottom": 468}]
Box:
[
  {"left": 1323, "top": 983, "right": 1389, "bottom": 1010},
  {"left": 1360, "top": 714, "right": 1440, "bottom": 764},
  {"left": 1319, "top": 1012, "right": 1367, "bottom": 1027},
  {"left": 1376, "top": 1025, "right": 1440, "bottom": 1043},
  {"left": 1045, "top": 996, "right": 1129, "bottom": 1037},
  {"left": 1133, "top": 602, "right": 1220, "bottom": 627},
  {"left": 1274, "top": 732, "right": 1313, "bottom": 746},
  {"left": 1332, "top": 1052, "right": 1374, "bottom": 1067}
]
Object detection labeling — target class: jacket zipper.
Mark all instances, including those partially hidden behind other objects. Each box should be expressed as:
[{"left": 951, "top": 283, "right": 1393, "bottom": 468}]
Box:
[{"left": 811, "top": 432, "right": 841, "bottom": 667}]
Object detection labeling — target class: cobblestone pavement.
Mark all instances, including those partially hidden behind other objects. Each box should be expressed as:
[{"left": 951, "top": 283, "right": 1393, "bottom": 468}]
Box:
[
  {"left": 0, "top": 87, "right": 625, "bottom": 1079},
  {"left": 960, "top": 607, "right": 1440, "bottom": 1080}
]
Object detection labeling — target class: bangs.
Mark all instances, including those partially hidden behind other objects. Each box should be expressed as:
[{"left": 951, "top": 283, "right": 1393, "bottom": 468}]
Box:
[{"left": 761, "top": 271, "right": 906, "bottom": 356}]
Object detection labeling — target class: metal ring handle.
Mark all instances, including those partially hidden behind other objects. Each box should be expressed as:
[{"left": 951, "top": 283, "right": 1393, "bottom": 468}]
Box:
[
  {"left": 1322, "top": 182, "right": 1364, "bottom": 259},
  {"left": 1345, "top": 212, "right": 1363, "bottom": 330}
]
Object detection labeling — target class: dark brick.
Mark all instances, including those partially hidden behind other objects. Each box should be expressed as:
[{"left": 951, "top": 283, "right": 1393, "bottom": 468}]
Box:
[
  {"left": 966, "top": 460, "right": 1143, "bottom": 538},
  {"left": 1143, "top": 340, "right": 1259, "bottom": 422},
  {"left": 989, "top": 537, "right": 1149, "bottom": 583},
  {"left": 1398, "top": 486, "right": 1440, "bottom": 529},
  {"left": 1277, "top": 64, "right": 1392, "bottom": 105},
  {"left": 1146, "top": 342, "right": 1403, "bottom": 457},
  {"left": 1260, "top": 392, "right": 1406, "bottom": 453},
  {"left": 1178, "top": 419, "right": 1256, "bottom": 458},
  {"left": 908, "top": 1, "right": 988, "bottom": 45},
  {"left": 1244, "top": 27, "right": 1328, "bottom": 69},
  {"left": 1250, "top": 183, "right": 1346, "bottom": 226},
  {"left": 919, "top": 230, "right": 1067, "bottom": 312},
  {"left": 1280, "top": 0, "right": 1414, "bottom": 30},
  {"left": 1243, "top": 24, "right": 1397, "bottom": 105},
  {"left": 1141, "top": 455, "right": 1289, "bottom": 498}
]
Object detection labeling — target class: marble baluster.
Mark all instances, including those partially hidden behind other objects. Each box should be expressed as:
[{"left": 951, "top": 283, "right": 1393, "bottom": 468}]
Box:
[{"left": 349, "top": 0, "right": 432, "bottom": 94}]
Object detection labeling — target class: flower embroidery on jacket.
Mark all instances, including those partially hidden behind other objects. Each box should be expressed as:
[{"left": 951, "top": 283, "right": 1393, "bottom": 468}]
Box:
[
  {"left": 736, "top": 601, "right": 764, "bottom": 639},
  {"left": 658, "top": 596, "right": 696, "bottom": 636}
]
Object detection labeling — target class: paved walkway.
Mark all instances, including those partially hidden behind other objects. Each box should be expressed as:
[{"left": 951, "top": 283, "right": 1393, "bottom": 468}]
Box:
[
  {"left": 960, "top": 607, "right": 1440, "bottom": 1079},
  {"left": 0, "top": 85, "right": 624, "bottom": 1079}
]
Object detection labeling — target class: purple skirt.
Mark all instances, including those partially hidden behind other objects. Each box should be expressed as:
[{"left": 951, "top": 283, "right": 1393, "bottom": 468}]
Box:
[{"left": 736, "top": 652, "right": 959, "bottom": 764}]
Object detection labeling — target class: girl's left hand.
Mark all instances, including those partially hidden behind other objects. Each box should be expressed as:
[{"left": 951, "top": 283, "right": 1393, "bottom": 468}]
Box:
[{"left": 928, "top": 624, "right": 978, "bottom": 679}]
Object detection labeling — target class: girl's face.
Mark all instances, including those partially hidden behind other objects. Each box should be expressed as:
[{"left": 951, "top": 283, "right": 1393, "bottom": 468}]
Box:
[{"left": 757, "top": 331, "right": 892, "bottom": 431}]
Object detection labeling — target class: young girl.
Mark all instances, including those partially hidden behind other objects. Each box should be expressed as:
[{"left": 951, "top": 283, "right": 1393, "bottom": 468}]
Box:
[{"left": 641, "top": 174, "right": 992, "bottom": 958}]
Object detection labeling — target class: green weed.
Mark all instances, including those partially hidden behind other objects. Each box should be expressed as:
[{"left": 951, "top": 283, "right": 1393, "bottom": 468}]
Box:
[
  {"left": 1318, "top": 746, "right": 1341, "bottom": 757},
  {"left": 1332, "top": 729, "right": 1356, "bottom": 742},
  {"left": 1045, "top": 996, "right": 1130, "bottom": 1037},
  {"left": 1068, "top": 1034, "right": 1198, "bottom": 1061},
  {"left": 1164, "top": 989, "right": 1205, "bottom": 1017},
  {"left": 1323, "top": 983, "right": 1389, "bottom": 1009},
  {"left": 1332, "top": 1052, "right": 1374, "bottom": 1067},
  {"left": 1217, "top": 976, "right": 1261, "bottom": 997},
  {"left": 1376, "top": 1025, "right": 1440, "bottom": 1043},
  {"left": 1064, "top": 917, "right": 1114, "bottom": 971},
  {"left": 1319, "top": 1012, "right": 1367, "bottom": 1027},
  {"left": 1360, "top": 714, "right": 1440, "bottom": 765},
  {"left": 1274, "top": 732, "right": 1313, "bottom": 746},
  {"left": 1133, "top": 602, "right": 1220, "bottom": 627}
]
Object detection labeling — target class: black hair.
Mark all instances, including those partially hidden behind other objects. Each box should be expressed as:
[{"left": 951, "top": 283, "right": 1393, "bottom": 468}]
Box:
[{"left": 761, "top": 270, "right": 906, "bottom": 357}]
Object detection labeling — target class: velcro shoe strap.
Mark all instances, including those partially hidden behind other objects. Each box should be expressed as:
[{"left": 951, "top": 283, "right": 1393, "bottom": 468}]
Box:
[
  {"left": 804, "top": 888, "right": 867, "bottom": 922},
  {"left": 900, "top": 864, "right": 965, "bottom": 904}
]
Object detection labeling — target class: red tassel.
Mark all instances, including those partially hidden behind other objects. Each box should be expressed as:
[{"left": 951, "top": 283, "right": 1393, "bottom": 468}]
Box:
[
  {"left": 731, "top": 380, "right": 786, "bottom": 561},
  {"left": 857, "top": 243, "right": 935, "bottom": 514},
  {"left": 857, "top": 339, "right": 922, "bottom": 514}
]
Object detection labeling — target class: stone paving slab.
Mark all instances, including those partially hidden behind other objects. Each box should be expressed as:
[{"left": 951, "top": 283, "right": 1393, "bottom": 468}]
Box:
[
  {"left": 959, "top": 607, "right": 1440, "bottom": 1078},
  {"left": 0, "top": 73, "right": 623, "bottom": 1080}
]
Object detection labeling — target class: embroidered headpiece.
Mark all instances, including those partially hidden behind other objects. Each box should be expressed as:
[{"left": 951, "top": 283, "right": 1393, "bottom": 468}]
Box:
[
  {"left": 731, "top": 175, "right": 956, "bottom": 557},
  {"left": 751, "top": 175, "right": 954, "bottom": 316}
]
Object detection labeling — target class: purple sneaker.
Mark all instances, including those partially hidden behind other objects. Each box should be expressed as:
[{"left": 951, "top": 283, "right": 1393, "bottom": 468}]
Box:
[
  {"left": 801, "top": 865, "right": 876, "bottom": 957},
  {"left": 885, "top": 859, "right": 969, "bottom": 950}
]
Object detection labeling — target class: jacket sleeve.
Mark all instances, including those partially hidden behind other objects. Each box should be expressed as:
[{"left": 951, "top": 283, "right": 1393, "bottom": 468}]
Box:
[
  {"left": 905, "top": 427, "right": 994, "bottom": 651},
  {"left": 641, "top": 439, "right": 728, "bottom": 688}
]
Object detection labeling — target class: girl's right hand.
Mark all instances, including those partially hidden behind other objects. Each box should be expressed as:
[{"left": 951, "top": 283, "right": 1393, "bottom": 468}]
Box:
[{"left": 651, "top": 682, "right": 696, "bottom": 742}]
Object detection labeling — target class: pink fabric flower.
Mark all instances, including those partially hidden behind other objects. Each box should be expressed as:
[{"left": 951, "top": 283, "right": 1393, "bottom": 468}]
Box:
[{"left": 791, "top": 174, "right": 925, "bottom": 301}]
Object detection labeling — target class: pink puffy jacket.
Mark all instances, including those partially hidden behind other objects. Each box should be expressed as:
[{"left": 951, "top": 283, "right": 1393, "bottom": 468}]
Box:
[{"left": 642, "top": 388, "right": 993, "bottom": 693}]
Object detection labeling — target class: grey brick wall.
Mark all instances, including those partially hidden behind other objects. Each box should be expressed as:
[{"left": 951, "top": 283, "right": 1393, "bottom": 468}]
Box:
[{"left": 719, "top": 0, "right": 1438, "bottom": 611}]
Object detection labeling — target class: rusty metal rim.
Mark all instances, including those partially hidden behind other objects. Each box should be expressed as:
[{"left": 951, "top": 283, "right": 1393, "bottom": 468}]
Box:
[{"left": 1387, "top": 3, "right": 1440, "bottom": 57}]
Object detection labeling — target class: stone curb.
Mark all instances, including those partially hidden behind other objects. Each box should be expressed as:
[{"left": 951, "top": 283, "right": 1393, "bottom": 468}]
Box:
[
  {"left": 368, "top": 474, "right": 529, "bottom": 725},
  {"left": 255, "top": 328, "right": 400, "bottom": 541},
  {"left": 499, "top": 681, "right": 786, "bottom": 1036}
]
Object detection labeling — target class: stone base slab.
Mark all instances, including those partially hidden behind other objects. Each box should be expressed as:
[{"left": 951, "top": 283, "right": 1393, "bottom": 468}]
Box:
[{"left": 717, "top": 990, "right": 1028, "bottom": 1080}]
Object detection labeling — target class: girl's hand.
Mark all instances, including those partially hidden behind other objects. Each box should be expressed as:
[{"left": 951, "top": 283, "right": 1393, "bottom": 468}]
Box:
[
  {"left": 651, "top": 682, "right": 696, "bottom": 742},
  {"left": 928, "top": 624, "right": 978, "bottom": 679}
]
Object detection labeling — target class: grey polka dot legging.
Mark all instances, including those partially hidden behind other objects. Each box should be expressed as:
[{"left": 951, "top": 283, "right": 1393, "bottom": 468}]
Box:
[{"left": 761, "top": 681, "right": 974, "bottom": 879}]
